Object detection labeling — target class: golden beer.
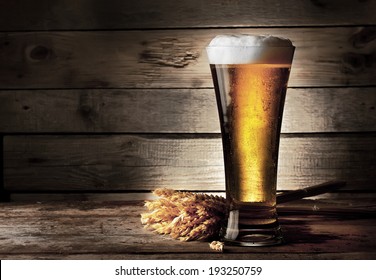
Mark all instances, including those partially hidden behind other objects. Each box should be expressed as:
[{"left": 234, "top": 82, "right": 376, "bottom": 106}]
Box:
[
  {"left": 211, "top": 64, "right": 290, "bottom": 205},
  {"left": 207, "top": 35, "right": 295, "bottom": 246}
]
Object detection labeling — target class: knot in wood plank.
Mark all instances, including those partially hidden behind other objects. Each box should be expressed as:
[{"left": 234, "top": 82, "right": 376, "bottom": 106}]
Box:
[
  {"left": 341, "top": 52, "right": 375, "bottom": 74},
  {"left": 26, "top": 45, "right": 54, "bottom": 62},
  {"left": 350, "top": 27, "right": 376, "bottom": 49},
  {"left": 139, "top": 38, "right": 199, "bottom": 68}
]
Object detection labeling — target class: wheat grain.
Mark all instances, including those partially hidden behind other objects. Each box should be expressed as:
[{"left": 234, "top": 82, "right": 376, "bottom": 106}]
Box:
[
  {"left": 141, "top": 188, "right": 227, "bottom": 241},
  {"left": 209, "top": 241, "right": 224, "bottom": 252}
]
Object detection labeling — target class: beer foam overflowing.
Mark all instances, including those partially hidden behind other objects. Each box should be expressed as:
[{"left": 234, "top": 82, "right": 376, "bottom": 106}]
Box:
[{"left": 206, "top": 35, "right": 294, "bottom": 64}]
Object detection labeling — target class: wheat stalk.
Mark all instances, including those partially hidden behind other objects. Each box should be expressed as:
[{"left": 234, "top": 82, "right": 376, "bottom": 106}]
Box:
[{"left": 141, "top": 188, "right": 227, "bottom": 241}]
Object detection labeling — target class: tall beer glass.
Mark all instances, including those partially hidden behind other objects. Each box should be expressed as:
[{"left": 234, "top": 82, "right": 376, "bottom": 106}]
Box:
[{"left": 206, "top": 35, "right": 295, "bottom": 246}]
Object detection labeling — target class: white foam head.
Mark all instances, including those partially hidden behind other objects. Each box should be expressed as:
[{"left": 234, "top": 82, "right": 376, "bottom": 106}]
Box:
[{"left": 206, "top": 34, "right": 294, "bottom": 64}]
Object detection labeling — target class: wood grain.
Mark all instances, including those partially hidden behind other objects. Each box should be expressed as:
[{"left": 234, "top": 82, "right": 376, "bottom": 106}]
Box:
[
  {"left": 1, "top": 27, "right": 375, "bottom": 88},
  {"left": 4, "top": 134, "right": 376, "bottom": 191},
  {"left": 0, "top": 0, "right": 375, "bottom": 207},
  {"left": 0, "top": 87, "right": 375, "bottom": 133},
  {"left": 0, "top": 201, "right": 374, "bottom": 259},
  {"left": 0, "top": 0, "right": 375, "bottom": 30},
  {"left": 9, "top": 190, "right": 376, "bottom": 203}
]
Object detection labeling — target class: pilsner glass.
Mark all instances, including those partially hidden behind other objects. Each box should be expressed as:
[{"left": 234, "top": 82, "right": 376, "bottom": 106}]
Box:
[{"left": 206, "top": 35, "right": 295, "bottom": 246}]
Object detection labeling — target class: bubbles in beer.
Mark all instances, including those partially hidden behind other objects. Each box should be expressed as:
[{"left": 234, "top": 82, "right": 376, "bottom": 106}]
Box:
[{"left": 211, "top": 63, "right": 291, "bottom": 206}]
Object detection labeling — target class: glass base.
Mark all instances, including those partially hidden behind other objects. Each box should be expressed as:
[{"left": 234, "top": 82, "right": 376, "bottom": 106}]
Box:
[
  {"left": 222, "top": 208, "right": 284, "bottom": 246},
  {"left": 223, "top": 226, "right": 284, "bottom": 247}
]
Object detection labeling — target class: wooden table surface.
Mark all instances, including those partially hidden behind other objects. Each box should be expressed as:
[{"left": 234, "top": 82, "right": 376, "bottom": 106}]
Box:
[
  {"left": 0, "top": 199, "right": 375, "bottom": 260},
  {"left": 0, "top": 197, "right": 376, "bottom": 259}
]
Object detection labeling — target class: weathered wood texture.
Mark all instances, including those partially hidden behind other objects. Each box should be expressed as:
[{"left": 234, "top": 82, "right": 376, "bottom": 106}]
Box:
[
  {"left": 4, "top": 134, "right": 376, "bottom": 191},
  {"left": 0, "top": 1, "right": 375, "bottom": 201},
  {"left": 0, "top": 1, "right": 375, "bottom": 261},
  {"left": 0, "top": 200, "right": 375, "bottom": 259},
  {"left": 9, "top": 191, "right": 376, "bottom": 203},
  {"left": 0, "top": 87, "right": 375, "bottom": 133},
  {"left": 1, "top": 27, "right": 375, "bottom": 89},
  {"left": 0, "top": 0, "right": 375, "bottom": 30}
]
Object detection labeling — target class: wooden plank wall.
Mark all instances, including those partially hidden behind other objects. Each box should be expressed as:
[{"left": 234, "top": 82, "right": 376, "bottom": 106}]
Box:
[{"left": 0, "top": 0, "right": 375, "bottom": 201}]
